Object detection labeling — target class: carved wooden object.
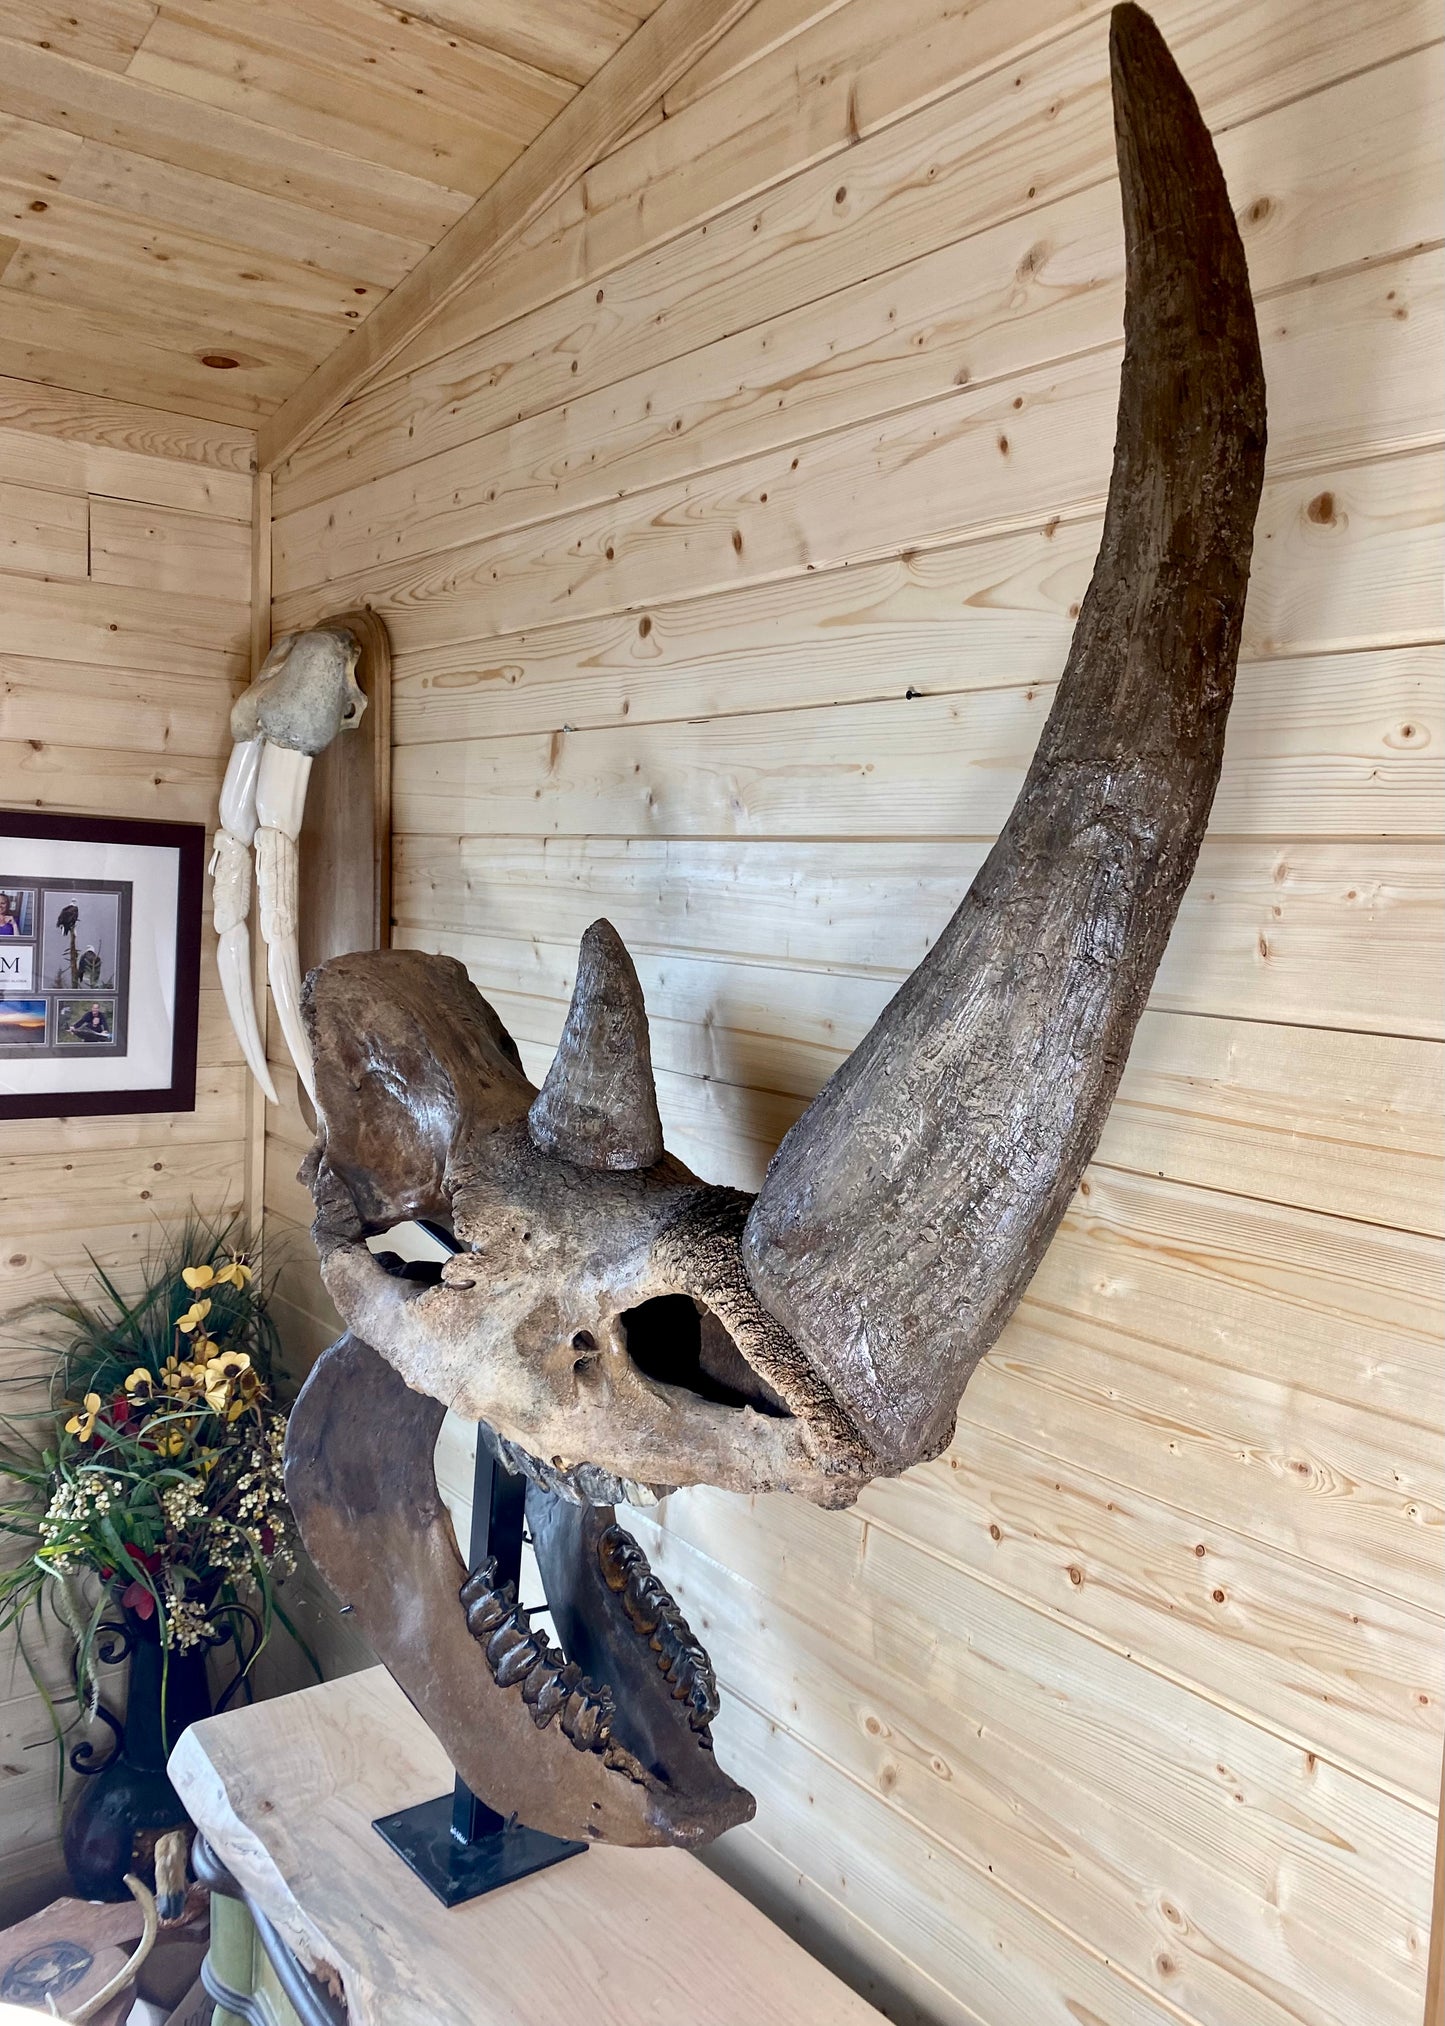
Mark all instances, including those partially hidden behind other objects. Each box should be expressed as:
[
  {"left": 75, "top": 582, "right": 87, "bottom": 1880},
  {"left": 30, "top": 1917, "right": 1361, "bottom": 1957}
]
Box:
[{"left": 297, "top": 608, "right": 392, "bottom": 982}]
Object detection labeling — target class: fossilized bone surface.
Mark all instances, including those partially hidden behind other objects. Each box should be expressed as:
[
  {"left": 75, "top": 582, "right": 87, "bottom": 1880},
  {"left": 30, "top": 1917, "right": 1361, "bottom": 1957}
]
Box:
[
  {"left": 302, "top": 940, "right": 871, "bottom": 1505},
  {"left": 284, "top": 1332, "right": 753, "bottom": 1846},
  {"left": 528, "top": 921, "right": 665, "bottom": 1171},
  {"left": 285, "top": 3, "right": 1266, "bottom": 1853},
  {"left": 231, "top": 628, "right": 366, "bottom": 755}
]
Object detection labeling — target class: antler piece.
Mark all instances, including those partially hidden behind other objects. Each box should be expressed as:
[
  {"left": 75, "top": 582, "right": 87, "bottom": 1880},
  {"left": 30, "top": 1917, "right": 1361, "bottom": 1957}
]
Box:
[
  {"left": 741, "top": 1, "right": 1267, "bottom": 1467},
  {"left": 528, "top": 920, "right": 665, "bottom": 1171}
]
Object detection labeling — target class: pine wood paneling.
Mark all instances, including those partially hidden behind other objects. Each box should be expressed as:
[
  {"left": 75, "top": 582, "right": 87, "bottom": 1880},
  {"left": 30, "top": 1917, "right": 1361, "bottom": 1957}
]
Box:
[
  {"left": 0, "top": 478, "right": 89, "bottom": 579},
  {"left": 0, "top": 421, "right": 251, "bottom": 515},
  {"left": 0, "top": 378, "right": 253, "bottom": 1899},
  {"left": 0, "top": 657, "right": 232, "bottom": 758},
  {"left": 262, "top": 4, "right": 1445, "bottom": 2021},
  {"left": 4, "top": 1, "right": 158, "bottom": 75},
  {"left": 632, "top": 1502, "right": 1433, "bottom": 2024},
  {"left": 397, "top": 0, "right": 659, "bottom": 91},
  {"left": 89, "top": 495, "right": 252, "bottom": 598},
  {"left": 395, "top": 835, "right": 1444, "bottom": 1040},
  {"left": 4, "top": 570, "right": 249, "bottom": 678},
  {"left": 126, "top": 2, "right": 571, "bottom": 190},
  {"left": 370, "top": 447, "right": 1441, "bottom": 740},
  {"left": 0, "top": 374, "right": 254, "bottom": 468},
  {"left": 0, "top": 0, "right": 703, "bottom": 422},
  {"left": 0, "top": 288, "right": 323, "bottom": 424},
  {"left": 274, "top": 250, "right": 1444, "bottom": 641},
  {"left": 273, "top": 45, "right": 1444, "bottom": 554},
  {"left": 277, "top": 0, "right": 1442, "bottom": 497},
  {"left": 0, "top": 739, "right": 237, "bottom": 823},
  {"left": 253, "top": 0, "right": 768, "bottom": 466},
  {"left": 389, "top": 645, "right": 1441, "bottom": 842},
  {"left": 59, "top": 143, "right": 427, "bottom": 293}
]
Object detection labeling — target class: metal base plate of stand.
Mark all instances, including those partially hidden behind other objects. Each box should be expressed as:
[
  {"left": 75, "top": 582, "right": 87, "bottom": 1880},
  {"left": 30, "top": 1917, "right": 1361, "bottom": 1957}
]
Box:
[{"left": 373, "top": 1794, "right": 586, "bottom": 1908}]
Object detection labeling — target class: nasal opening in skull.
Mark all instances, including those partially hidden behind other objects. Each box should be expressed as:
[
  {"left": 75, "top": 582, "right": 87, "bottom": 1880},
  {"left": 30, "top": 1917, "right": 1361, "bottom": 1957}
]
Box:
[{"left": 619, "top": 1295, "right": 790, "bottom": 1417}]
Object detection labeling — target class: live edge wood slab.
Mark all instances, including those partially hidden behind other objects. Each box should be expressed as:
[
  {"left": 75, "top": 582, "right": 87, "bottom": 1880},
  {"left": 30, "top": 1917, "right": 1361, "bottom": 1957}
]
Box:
[{"left": 169, "top": 1667, "right": 882, "bottom": 2026}]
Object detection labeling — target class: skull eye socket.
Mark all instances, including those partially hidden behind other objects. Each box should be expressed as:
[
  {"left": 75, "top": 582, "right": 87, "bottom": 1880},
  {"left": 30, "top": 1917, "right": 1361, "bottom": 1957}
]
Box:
[{"left": 619, "top": 1295, "right": 790, "bottom": 1418}]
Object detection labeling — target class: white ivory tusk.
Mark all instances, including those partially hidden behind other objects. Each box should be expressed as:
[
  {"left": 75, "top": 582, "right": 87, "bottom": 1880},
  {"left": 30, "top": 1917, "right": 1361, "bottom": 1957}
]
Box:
[
  {"left": 213, "top": 837, "right": 277, "bottom": 1105},
  {"left": 212, "top": 739, "right": 277, "bottom": 1104},
  {"left": 257, "top": 828, "right": 313, "bottom": 1105},
  {"left": 219, "top": 735, "right": 263, "bottom": 842},
  {"left": 255, "top": 739, "right": 313, "bottom": 839},
  {"left": 217, "top": 921, "right": 276, "bottom": 1104},
  {"left": 255, "top": 742, "right": 316, "bottom": 1103}
]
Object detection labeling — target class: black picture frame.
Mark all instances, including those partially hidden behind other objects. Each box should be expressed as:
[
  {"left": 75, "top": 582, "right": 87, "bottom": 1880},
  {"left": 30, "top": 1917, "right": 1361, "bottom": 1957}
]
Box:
[{"left": 0, "top": 811, "right": 204, "bottom": 1121}]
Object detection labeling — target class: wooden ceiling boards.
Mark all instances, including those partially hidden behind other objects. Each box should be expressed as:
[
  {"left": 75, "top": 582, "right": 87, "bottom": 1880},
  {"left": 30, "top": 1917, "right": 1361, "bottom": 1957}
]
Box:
[{"left": 0, "top": 0, "right": 673, "bottom": 428}]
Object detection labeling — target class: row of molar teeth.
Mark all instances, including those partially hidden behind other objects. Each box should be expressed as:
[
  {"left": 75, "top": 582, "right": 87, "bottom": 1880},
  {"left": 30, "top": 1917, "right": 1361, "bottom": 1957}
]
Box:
[
  {"left": 596, "top": 1526, "right": 720, "bottom": 1736},
  {"left": 459, "top": 1560, "right": 647, "bottom": 1780}
]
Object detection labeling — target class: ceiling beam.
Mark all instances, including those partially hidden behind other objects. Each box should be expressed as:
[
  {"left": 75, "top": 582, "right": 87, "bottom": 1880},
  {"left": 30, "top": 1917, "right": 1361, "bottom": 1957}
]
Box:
[{"left": 256, "top": 0, "right": 759, "bottom": 473}]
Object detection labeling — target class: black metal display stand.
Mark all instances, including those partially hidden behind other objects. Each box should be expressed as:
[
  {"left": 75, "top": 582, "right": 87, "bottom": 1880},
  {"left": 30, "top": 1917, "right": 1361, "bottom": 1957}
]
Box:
[{"left": 372, "top": 1430, "right": 587, "bottom": 1906}]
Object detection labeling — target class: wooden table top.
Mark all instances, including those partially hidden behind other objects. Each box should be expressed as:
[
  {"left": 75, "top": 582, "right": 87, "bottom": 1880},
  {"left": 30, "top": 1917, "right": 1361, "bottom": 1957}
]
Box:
[{"left": 170, "top": 1665, "right": 882, "bottom": 2026}]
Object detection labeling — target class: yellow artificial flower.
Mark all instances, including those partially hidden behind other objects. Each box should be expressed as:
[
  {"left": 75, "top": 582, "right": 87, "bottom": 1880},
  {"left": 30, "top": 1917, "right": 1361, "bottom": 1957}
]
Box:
[
  {"left": 176, "top": 1298, "right": 212, "bottom": 1335},
  {"left": 216, "top": 1257, "right": 254, "bottom": 1290},
  {"left": 161, "top": 1356, "right": 203, "bottom": 1400},
  {"left": 199, "top": 1348, "right": 251, "bottom": 1415},
  {"left": 123, "top": 1367, "right": 156, "bottom": 1404},
  {"left": 224, "top": 1364, "right": 264, "bottom": 1421},
  {"left": 181, "top": 1263, "right": 216, "bottom": 1292},
  {"left": 155, "top": 1421, "right": 192, "bottom": 1457},
  {"left": 64, "top": 1392, "right": 102, "bottom": 1442}
]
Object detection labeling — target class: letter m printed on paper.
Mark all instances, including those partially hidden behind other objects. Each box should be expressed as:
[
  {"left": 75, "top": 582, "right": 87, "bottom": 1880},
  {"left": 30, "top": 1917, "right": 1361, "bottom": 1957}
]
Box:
[{"left": 0, "top": 947, "right": 34, "bottom": 991}]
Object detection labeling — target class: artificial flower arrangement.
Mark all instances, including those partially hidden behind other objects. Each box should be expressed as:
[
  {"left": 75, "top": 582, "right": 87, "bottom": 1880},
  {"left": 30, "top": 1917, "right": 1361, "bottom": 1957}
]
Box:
[{"left": 0, "top": 1218, "right": 308, "bottom": 1754}]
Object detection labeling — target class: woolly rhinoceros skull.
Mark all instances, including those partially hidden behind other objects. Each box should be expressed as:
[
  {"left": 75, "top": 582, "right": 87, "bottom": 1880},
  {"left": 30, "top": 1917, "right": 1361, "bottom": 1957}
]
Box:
[
  {"left": 212, "top": 626, "right": 366, "bottom": 1108},
  {"left": 283, "top": 4, "right": 1266, "bottom": 1854}
]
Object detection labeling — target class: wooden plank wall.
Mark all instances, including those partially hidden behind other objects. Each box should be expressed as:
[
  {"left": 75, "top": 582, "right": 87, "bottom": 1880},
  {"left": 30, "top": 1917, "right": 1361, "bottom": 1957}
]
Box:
[
  {"left": 263, "top": 2, "right": 1445, "bottom": 2021},
  {"left": 0, "top": 374, "right": 254, "bottom": 1900}
]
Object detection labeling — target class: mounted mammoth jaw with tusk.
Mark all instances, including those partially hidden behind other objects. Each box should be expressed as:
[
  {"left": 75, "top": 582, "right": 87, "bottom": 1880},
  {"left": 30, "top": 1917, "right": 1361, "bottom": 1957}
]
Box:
[
  {"left": 212, "top": 625, "right": 367, "bottom": 1107},
  {"left": 284, "top": 4, "right": 1266, "bottom": 1852}
]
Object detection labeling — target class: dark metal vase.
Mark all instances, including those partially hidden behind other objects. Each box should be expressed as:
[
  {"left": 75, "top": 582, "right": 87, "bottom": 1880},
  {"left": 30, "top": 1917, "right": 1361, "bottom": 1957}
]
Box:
[{"left": 62, "top": 1605, "right": 214, "bottom": 1901}]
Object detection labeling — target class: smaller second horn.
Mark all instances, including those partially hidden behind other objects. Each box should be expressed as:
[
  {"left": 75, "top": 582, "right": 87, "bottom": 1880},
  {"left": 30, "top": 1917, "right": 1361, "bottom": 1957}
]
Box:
[{"left": 528, "top": 920, "right": 664, "bottom": 1171}]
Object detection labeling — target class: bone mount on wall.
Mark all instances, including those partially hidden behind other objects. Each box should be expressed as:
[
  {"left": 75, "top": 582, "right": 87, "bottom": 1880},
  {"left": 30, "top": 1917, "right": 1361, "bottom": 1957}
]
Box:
[
  {"left": 213, "top": 609, "right": 391, "bottom": 1107},
  {"left": 281, "top": 3, "right": 1268, "bottom": 1854}
]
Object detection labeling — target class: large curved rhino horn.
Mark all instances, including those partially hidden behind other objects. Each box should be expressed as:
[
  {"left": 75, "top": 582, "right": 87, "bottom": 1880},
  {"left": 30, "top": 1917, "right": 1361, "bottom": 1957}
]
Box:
[{"left": 742, "top": 0, "right": 1266, "bottom": 1466}]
